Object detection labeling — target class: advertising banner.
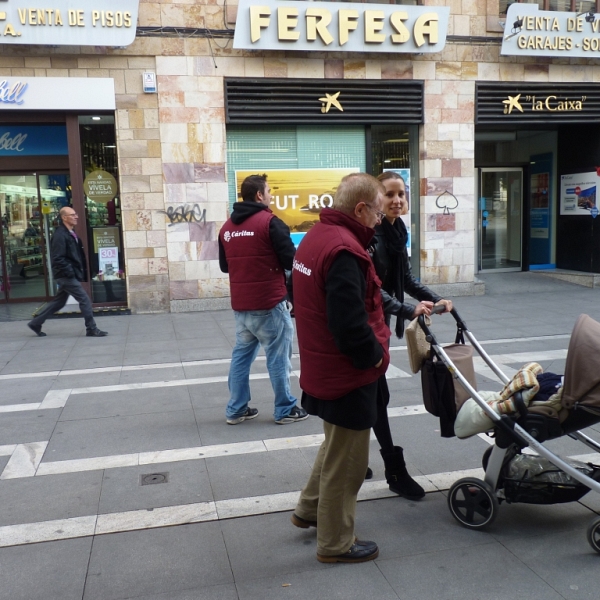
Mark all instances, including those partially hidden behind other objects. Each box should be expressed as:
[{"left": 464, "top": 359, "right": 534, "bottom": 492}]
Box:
[
  {"left": 0, "top": 125, "right": 68, "bottom": 156},
  {"left": 92, "top": 226, "right": 121, "bottom": 253},
  {"left": 560, "top": 172, "right": 598, "bottom": 216},
  {"left": 98, "top": 247, "right": 119, "bottom": 277},
  {"left": 234, "top": 168, "right": 359, "bottom": 245}
]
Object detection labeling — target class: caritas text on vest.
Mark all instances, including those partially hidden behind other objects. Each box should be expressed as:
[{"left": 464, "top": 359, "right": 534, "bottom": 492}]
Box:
[
  {"left": 223, "top": 230, "right": 255, "bottom": 242},
  {"left": 293, "top": 259, "right": 312, "bottom": 277}
]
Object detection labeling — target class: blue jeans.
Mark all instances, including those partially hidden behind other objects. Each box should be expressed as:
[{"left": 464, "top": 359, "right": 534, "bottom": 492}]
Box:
[{"left": 226, "top": 301, "right": 297, "bottom": 421}]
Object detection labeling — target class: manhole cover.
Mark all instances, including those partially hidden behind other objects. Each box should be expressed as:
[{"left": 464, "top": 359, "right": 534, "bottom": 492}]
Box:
[{"left": 140, "top": 472, "right": 169, "bottom": 486}]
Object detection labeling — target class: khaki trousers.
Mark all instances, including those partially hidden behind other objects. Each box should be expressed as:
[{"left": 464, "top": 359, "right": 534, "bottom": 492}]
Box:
[{"left": 295, "top": 421, "right": 370, "bottom": 556}]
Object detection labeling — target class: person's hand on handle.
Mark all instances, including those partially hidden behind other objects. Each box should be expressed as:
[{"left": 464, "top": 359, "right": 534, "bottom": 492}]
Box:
[
  {"left": 411, "top": 301, "right": 434, "bottom": 319},
  {"left": 434, "top": 299, "right": 453, "bottom": 314}
]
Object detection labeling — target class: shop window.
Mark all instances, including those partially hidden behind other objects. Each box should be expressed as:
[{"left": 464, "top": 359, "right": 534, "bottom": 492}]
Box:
[
  {"left": 79, "top": 115, "right": 126, "bottom": 304},
  {"left": 226, "top": 125, "right": 366, "bottom": 210},
  {"left": 370, "top": 124, "right": 419, "bottom": 271}
]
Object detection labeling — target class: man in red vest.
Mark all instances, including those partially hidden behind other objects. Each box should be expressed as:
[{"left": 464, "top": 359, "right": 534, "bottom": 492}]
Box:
[
  {"left": 219, "top": 174, "right": 308, "bottom": 425},
  {"left": 290, "top": 173, "right": 389, "bottom": 564}
]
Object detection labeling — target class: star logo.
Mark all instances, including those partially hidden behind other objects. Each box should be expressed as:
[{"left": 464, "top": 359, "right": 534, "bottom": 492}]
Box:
[
  {"left": 502, "top": 94, "right": 524, "bottom": 115},
  {"left": 319, "top": 92, "right": 343, "bottom": 114}
]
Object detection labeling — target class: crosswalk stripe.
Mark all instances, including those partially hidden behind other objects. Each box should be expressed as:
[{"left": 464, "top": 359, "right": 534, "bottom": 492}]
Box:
[
  {"left": 0, "top": 468, "right": 485, "bottom": 549},
  {"left": 0, "top": 345, "right": 570, "bottom": 415},
  {"left": 0, "top": 334, "right": 572, "bottom": 383},
  {"left": 1, "top": 407, "right": 429, "bottom": 479}
]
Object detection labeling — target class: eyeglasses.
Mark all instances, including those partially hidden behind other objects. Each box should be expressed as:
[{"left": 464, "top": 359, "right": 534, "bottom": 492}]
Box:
[{"left": 363, "top": 203, "right": 385, "bottom": 221}]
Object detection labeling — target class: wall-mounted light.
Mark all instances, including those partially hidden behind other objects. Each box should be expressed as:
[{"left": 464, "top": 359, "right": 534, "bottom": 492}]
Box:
[
  {"left": 504, "top": 18, "right": 523, "bottom": 41},
  {"left": 92, "top": 116, "right": 101, "bottom": 121}
]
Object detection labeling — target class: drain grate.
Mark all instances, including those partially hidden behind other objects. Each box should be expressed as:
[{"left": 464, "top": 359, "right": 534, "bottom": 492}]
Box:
[{"left": 140, "top": 472, "right": 169, "bottom": 486}]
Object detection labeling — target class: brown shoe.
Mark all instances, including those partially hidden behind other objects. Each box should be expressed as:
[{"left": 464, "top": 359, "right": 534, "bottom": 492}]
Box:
[
  {"left": 317, "top": 540, "right": 379, "bottom": 564},
  {"left": 291, "top": 513, "right": 317, "bottom": 529}
]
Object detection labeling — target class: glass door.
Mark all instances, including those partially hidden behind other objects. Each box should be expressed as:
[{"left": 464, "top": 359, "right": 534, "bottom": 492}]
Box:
[
  {"left": 479, "top": 168, "right": 523, "bottom": 272},
  {"left": 0, "top": 173, "right": 70, "bottom": 302}
]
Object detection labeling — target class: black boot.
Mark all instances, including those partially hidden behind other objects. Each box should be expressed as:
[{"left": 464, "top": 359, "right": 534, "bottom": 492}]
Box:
[{"left": 381, "top": 446, "right": 425, "bottom": 500}]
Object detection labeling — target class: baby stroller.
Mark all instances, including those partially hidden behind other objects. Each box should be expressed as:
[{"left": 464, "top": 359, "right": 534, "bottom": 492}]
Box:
[{"left": 418, "top": 309, "right": 600, "bottom": 553}]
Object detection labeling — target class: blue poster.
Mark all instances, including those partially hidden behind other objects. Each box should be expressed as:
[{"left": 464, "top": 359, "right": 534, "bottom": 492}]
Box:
[
  {"left": 0, "top": 125, "right": 68, "bottom": 156},
  {"left": 529, "top": 153, "right": 553, "bottom": 267}
]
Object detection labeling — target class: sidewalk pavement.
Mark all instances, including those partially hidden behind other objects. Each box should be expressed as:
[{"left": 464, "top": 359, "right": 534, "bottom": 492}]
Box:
[{"left": 0, "top": 272, "right": 599, "bottom": 600}]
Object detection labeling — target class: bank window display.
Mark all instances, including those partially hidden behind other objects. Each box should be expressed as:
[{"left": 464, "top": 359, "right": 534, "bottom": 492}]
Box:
[{"left": 79, "top": 115, "right": 126, "bottom": 304}]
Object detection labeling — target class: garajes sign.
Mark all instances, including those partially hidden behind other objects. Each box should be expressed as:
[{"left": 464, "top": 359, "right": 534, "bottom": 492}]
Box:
[
  {"left": 0, "top": 0, "right": 139, "bottom": 46},
  {"left": 501, "top": 3, "right": 600, "bottom": 58}
]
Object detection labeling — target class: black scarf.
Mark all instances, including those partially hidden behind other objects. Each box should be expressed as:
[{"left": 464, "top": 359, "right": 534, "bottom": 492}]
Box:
[
  {"left": 380, "top": 218, "right": 408, "bottom": 338},
  {"left": 380, "top": 217, "right": 405, "bottom": 296}
]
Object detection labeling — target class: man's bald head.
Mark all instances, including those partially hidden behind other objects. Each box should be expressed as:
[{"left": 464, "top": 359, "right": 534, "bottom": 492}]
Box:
[{"left": 60, "top": 206, "right": 78, "bottom": 230}]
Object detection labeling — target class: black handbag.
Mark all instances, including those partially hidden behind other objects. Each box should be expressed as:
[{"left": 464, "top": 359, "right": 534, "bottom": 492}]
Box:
[{"left": 421, "top": 351, "right": 457, "bottom": 438}]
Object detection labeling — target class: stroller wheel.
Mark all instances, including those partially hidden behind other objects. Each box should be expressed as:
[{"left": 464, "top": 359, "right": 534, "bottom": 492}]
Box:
[
  {"left": 448, "top": 478, "right": 499, "bottom": 530},
  {"left": 586, "top": 517, "right": 600, "bottom": 554}
]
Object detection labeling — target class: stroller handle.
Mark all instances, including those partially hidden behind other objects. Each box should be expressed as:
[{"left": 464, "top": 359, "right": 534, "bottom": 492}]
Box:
[{"left": 418, "top": 307, "right": 467, "bottom": 335}]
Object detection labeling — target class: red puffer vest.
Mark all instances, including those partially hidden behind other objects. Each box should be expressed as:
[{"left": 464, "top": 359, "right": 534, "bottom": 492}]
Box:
[
  {"left": 293, "top": 209, "right": 390, "bottom": 400},
  {"left": 220, "top": 209, "right": 287, "bottom": 311}
]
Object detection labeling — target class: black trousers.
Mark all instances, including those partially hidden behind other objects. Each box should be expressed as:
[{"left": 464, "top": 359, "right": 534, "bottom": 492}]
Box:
[
  {"left": 372, "top": 375, "right": 395, "bottom": 453},
  {"left": 30, "top": 277, "right": 96, "bottom": 330}
]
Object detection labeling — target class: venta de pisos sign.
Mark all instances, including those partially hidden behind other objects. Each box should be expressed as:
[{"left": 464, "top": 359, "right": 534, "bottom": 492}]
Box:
[
  {"left": 0, "top": 0, "right": 139, "bottom": 46},
  {"left": 501, "top": 3, "right": 600, "bottom": 58},
  {"left": 233, "top": 0, "right": 449, "bottom": 54}
]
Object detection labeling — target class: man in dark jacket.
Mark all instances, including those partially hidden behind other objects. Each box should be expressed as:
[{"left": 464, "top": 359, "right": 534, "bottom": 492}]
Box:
[
  {"left": 27, "top": 207, "right": 107, "bottom": 337},
  {"left": 290, "top": 173, "right": 388, "bottom": 564},
  {"left": 219, "top": 174, "right": 307, "bottom": 425}
]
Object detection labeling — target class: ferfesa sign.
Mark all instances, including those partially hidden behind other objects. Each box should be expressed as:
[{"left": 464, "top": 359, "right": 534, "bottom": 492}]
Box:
[
  {"left": 502, "top": 4, "right": 600, "bottom": 58},
  {"left": 233, "top": 0, "right": 449, "bottom": 54},
  {"left": 0, "top": 0, "right": 139, "bottom": 46}
]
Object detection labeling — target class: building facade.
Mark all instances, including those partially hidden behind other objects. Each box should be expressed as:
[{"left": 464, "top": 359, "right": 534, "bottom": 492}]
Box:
[{"left": 1, "top": 0, "right": 599, "bottom": 313}]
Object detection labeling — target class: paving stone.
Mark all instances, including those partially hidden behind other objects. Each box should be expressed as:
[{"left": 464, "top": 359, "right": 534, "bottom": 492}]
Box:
[
  {"left": 83, "top": 523, "right": 233, "bottom": 600},
  {"left": 0, "top": 538, "right": 92, "bottom": 600}
]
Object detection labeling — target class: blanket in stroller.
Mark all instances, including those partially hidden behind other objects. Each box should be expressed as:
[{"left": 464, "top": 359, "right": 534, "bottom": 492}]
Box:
[{"left": 454, "top": 362, "right": 564, "bottom": 438}]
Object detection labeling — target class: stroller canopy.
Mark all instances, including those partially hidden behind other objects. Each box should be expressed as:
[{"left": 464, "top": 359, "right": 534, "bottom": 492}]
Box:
[{"left": 562, "top": 314, "right": 600, "bottom": 410}]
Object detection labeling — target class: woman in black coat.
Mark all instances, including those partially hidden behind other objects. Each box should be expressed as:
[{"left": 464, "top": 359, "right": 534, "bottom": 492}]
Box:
[{"left": 370, "top": 171, "right": 452, "bottom": 499}]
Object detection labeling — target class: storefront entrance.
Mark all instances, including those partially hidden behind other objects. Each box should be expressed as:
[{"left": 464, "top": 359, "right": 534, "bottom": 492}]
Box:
[
  {"left": 0, "top": 173, "right": 71, "bottom": 303},
  {"left": 478, "top": 168, "right": 523, "bottom": 272}
]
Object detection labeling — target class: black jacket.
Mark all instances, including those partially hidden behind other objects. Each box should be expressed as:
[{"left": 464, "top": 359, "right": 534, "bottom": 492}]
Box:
[
  {"left": 50, "top": 224, "right": 88, "bottom": 282},
  {"left": 370, "top": 219, "right": 440, "bottom": 338},
  {"left": 218, "top": 201, "right": 295, "bottom": 273}
]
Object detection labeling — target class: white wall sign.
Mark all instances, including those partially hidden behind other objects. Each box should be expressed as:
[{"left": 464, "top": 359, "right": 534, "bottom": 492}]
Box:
[
  {"left": 0, "top": 77, "right": 115, "bottom": 110},
  {"left": 0, "top": 0, "right": 139, "bottom": 47},
  {"left": 233, "top": 0, "right": 449, "bottom": 54},
  {"left": 502, "top": 4, "right": 600, "bottom": 58}
]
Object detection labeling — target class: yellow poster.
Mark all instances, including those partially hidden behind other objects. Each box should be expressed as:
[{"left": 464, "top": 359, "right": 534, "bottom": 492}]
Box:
[{"left": 234, "top": 168, "right": 359, "bottom": 238}]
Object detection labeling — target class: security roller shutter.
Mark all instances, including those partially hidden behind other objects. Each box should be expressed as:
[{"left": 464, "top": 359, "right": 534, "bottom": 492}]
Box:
[{"left": 225, "top": 78, "right": 423, "bottom": 125}]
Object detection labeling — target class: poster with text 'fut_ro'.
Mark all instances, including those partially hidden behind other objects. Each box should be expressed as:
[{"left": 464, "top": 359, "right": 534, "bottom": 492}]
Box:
[{"left": 234, "top": 168, "right": 359, "bottom": 245}]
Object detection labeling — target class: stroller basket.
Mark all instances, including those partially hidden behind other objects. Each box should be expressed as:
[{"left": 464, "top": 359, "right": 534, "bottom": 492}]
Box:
[
  {"left": 503, "top": 454, "right": 599, "bottom": 505},
  {"left": 416, "top": 309, "right": 600, "bottom": 553}
]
